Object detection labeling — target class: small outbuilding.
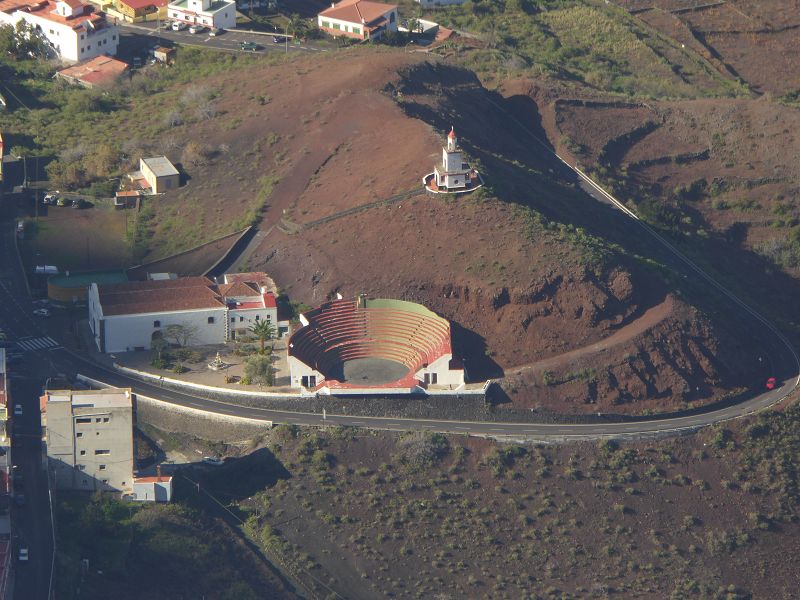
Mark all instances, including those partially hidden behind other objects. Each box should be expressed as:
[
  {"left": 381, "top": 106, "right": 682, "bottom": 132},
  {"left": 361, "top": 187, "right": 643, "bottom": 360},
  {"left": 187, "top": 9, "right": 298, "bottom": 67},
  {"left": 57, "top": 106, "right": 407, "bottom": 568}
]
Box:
[
  {"left": 132, "top": 473, "right": 173, "bottom": 502},
  {"left": 139, "top": 156, "right": 179, "bottom": 193}
]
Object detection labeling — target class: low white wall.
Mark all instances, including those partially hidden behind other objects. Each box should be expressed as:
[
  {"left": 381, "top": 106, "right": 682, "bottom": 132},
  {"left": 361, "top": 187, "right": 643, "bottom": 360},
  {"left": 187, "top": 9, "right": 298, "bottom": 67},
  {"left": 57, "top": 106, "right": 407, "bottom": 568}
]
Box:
[
  {"left": 113, "top": 364, "right": 301, "bottom": 398},
  {"left": 76, "top": 373, "right": 275, "bottom": 425}
]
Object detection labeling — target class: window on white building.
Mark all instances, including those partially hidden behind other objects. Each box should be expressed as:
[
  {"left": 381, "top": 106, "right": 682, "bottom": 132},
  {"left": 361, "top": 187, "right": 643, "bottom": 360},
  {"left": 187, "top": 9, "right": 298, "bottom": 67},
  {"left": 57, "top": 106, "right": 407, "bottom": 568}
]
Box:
[
  {"left": 95, "top": 449, "right": 110, "bottom": 455},
  {"left": 154, "top": 320, "right": 161, "bottom": 327},
  {"left": 255, "top": 315, "right": 260, "bottom": 321},
  {"left": 208, "top": 316, "right": 215, "bottom": 324},
  {"left": 80, "top": 450, "right": 86, "bottom": 456},
  {"left": 99, "top": 465, "right": 107, "bottom": 470}
]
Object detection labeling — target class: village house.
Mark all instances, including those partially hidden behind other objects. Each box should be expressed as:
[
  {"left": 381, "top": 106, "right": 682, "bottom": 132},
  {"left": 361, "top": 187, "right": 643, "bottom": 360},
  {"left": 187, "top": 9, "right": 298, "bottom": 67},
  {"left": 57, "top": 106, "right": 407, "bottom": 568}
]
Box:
[
  {"left": 139, "top": 156, "right": 179, "bottom": 193},
  {"left": 167, "top": 0, "right": 235, "bottom": 31},
  {"left": 0, "top": 0, "right": 119, "bottom": 62},
  {"left": 56, "top": 54, "right": 127, "bottom": 87},
  {"left": 132, "top": 467, "right": 173, "bottom": 502},
  {"left": 317, "top": 0, "right": 397, "bottom": 41},
  {"left": 87, "top": 273, "right": 281, "bottom": 353},
  {"left": 113, "top": 0, "right": 167, "bottom": 22}
]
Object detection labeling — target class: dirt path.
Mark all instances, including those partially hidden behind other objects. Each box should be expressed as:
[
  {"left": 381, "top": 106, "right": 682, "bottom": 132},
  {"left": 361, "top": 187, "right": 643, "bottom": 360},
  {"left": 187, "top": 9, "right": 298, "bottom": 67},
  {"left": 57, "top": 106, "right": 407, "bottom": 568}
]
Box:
[{"left": 507, "top": 295, "right": 674, "bottom": 376}]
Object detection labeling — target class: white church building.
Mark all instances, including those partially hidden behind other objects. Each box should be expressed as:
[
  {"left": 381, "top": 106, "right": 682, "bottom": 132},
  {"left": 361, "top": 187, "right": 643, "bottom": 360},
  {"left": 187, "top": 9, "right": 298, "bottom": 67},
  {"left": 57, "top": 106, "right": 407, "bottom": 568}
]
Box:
[
  {"left": 88, "top": 273, "right": 282, "bottom": 353},
  {"left": 423, "top": 127, "right": 483, "bottom": 194}
]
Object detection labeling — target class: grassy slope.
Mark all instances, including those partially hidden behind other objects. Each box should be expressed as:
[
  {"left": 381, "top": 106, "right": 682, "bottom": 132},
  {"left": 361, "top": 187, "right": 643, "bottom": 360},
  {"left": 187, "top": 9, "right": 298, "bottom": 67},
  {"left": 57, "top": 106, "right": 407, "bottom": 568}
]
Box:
[
  {"left": 186, "top": 398, "right": 800, "bottom": 599},
  {"left": 432, "top": 0, "right": 745, "bottom": 98}
]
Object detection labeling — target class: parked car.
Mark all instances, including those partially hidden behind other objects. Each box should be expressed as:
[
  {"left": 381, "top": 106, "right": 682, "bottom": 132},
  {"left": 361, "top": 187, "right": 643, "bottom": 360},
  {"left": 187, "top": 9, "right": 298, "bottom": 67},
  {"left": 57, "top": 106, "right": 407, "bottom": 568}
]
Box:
[
  {"left": 33, "top": 308, "right": 51, "bottom": 317},
  {"left": 239, "top": 41, "right": 259, "bottom": 52},
  {"left": 209, "top": 27, "right": 223, "bottom": 36},
  {"left": 202, "top": 456, "right": 225, "bottom": 466},
  {"left": 171, "top": 21, "right": 187, "bottom": 31},
  {"left": 72, "top": 198, "right": 86, "bottom": 209},
  {"left": 56, "top": 197, "right": 72, "bottom": 207},
  {"left": 13, "top": 404, "right": 22, "bottom": 417},
  {"left": 189, "top": 24, "right": 205, "bottom": 34},
  {"left": 18, "top": 547, "right": 28, "bottom": 562},
  {"left": 272, "top": 35, "right": 283, "bottom": 43},
  {"left": 43, "top": 191, "right": 59, "bottom": 204}
]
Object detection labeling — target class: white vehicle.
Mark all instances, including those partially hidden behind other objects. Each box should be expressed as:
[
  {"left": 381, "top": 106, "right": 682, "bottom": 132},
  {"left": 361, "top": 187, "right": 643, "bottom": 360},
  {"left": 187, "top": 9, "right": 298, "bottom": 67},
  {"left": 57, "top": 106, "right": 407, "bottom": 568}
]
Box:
[
  {"left": 14, "top": 404, "right": 22, "bottom": 417},
  {"left": 189, "top": 25, "right": 205, "bottom": 34},
  {"left": 33, "top": 308, "right": 51, "bottom": 317},
  {"left": 43, "top": 191, "right": 59, "bottom": 204},
  {"left": 202, "top": 456, "right": 224, "bottom": 466},
  {"left": 18, "top": 548, "right": 28, "bottom": 562},
  {"left": 171, "top": 21, "right": 187, "bottom": 31}
]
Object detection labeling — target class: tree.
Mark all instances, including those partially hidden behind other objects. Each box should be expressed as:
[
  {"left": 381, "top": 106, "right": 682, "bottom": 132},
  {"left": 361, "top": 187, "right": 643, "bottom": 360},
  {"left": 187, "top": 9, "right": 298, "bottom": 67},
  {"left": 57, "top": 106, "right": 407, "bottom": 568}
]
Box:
[
  {"left": 249, "top": 320, "right": 275, "bottom": 352},
  {"left": 151, "top": 333, "right": 169, "bottom": 359},
  {"left": 244, "top": 355, "right": 274, "bottom": 388},
  {"left": 164, "top": 323, "right": 198, "bottom": 347}
]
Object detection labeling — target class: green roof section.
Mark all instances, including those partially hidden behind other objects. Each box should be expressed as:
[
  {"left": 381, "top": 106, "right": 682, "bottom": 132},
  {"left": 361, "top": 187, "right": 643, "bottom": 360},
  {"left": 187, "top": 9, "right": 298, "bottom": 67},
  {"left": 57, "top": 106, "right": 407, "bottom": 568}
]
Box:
[
  {"left": 49, "top": 270, "right": 129, "bottom": 289},
  {"left": 365, "top": 298, "right": 447, "bottom": 323}
]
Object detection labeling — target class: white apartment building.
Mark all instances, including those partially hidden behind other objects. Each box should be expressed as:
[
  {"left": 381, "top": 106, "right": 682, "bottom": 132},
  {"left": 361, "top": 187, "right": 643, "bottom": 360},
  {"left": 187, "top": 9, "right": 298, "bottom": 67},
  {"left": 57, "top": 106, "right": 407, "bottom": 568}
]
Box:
[
  {"left": 41, "top": 388, "right": 134, "bottom": 492},
  {"left": 167, "top": 0, "right": 235, "bottom": 30},
  {"left": 0, "top": 0, "right": 119, "bottom": 62},
  {"left": 88, "top": 273, "right": 280, "bottom": 353}
]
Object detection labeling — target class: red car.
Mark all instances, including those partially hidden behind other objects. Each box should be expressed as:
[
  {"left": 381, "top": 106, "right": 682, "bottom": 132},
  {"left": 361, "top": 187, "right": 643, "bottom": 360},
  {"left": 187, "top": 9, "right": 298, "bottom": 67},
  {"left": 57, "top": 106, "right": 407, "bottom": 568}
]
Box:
[{"left": 766, "top": 377, "right": 777, "bottom": 390}]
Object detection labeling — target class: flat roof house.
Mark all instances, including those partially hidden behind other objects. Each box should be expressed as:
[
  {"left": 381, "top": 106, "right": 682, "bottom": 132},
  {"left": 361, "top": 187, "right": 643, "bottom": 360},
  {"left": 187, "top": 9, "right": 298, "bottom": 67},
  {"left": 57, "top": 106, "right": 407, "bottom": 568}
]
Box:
[
  {"left": 167, "top": 0, "right": 235, "bottom": 30},
  {"left": 88, "top": 275, "right": 279, "bottom": 353},
  {"left": 317, "top": 0, "right": 397, "bottom": 41},
  {"left": 41, "top": 388, "right": 134, "bottom": 492},
  {"left": 140, "top": 156, "right": 179, "bottom": 193}
]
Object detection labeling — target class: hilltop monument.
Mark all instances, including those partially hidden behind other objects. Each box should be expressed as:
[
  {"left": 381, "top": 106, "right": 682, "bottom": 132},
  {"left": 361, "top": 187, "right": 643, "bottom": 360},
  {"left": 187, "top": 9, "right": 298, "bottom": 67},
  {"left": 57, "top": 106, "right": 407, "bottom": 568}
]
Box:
[{"left": 423, "top": 127, "right": 484, "bottom": 194}]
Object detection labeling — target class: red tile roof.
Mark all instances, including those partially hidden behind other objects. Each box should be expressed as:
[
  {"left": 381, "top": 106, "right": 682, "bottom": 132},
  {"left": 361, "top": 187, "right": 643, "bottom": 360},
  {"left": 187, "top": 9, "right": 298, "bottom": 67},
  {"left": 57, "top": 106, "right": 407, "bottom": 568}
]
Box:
[
  {"left": 97, "top": 277, "right": 225, "bottom": 316},
  {"left": 263, "top": 292, "right": 277, "bottom": 308},
  {"left": 22, "top": 0, "right": 105, "bottom": 30},
  {"left": 119, "top": 0, "right": 167, "bottom": 9},
  {"left": 223, "top": 271, "right": 277, "bottom": 293},
  {"left": 319, "top": 0, "right": 396, "bottom": 26},
  {"left": 134, "top": 476, "right": 173, "bottom": 483},
  {"left": 60, "top": 0, "right": 83, "bottom": 8},
  {"left": 57, "top": 56, "right": 128, "bottom": 88},
  {"left": 218, "top": 281, "right": 260, "bottom": 298}
]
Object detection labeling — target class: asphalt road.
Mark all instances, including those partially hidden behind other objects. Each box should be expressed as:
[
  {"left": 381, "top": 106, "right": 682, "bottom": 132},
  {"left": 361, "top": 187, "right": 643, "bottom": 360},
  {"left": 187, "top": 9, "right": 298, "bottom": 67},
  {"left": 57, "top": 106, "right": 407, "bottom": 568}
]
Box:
[
  {"left": 117, "top": 21, "right": 324, "bottom": 60},
  {"left": 0, "top": 213, "right": 54, "bottom": 600}
]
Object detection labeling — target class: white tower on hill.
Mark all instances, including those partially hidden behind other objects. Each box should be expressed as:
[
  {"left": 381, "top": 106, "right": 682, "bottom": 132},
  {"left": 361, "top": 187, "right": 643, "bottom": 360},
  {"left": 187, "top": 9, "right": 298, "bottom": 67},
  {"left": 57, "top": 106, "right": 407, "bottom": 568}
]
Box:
[{"left": 423, "top": 126, "right": 484, "bottom": 195}]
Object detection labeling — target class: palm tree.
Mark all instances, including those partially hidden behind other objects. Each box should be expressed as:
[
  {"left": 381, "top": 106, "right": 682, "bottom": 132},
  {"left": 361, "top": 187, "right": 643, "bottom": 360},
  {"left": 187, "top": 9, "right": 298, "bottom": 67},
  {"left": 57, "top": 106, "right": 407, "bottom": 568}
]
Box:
[{"left": 249, "top": 320, "right": 275, "bottom": 352}]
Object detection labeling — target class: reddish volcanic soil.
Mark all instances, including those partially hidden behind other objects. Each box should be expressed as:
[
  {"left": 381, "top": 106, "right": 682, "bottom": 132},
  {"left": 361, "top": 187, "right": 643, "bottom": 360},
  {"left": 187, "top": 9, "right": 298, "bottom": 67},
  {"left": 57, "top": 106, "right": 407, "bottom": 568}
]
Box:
[{"left": 141, "top": 48, "right": 759, "bottom": 414}]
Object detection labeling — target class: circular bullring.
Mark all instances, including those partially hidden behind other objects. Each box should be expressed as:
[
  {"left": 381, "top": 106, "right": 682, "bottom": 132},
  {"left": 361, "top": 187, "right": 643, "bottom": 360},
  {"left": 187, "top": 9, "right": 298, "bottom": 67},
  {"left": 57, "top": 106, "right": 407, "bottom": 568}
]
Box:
[{"left": 288, "top": 298, "right": 453, "bottom": 390}]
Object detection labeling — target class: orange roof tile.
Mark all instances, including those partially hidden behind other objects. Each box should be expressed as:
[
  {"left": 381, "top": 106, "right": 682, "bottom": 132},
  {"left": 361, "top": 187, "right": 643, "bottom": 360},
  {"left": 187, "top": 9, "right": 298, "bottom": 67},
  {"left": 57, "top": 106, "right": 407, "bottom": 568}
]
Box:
[{"left": 319, "top": 0, "right": 396, "bottom": 26}]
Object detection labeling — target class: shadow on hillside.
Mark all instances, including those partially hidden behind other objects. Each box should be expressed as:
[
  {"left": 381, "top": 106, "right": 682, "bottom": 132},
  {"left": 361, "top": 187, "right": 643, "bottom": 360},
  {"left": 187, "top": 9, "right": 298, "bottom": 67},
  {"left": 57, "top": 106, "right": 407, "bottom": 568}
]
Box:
[
  {"left": 190, "top": 447, "right": 290, "bottom": 501},
  {"left": 451, "top": 321, "right": 503, "bottom": 382}
]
